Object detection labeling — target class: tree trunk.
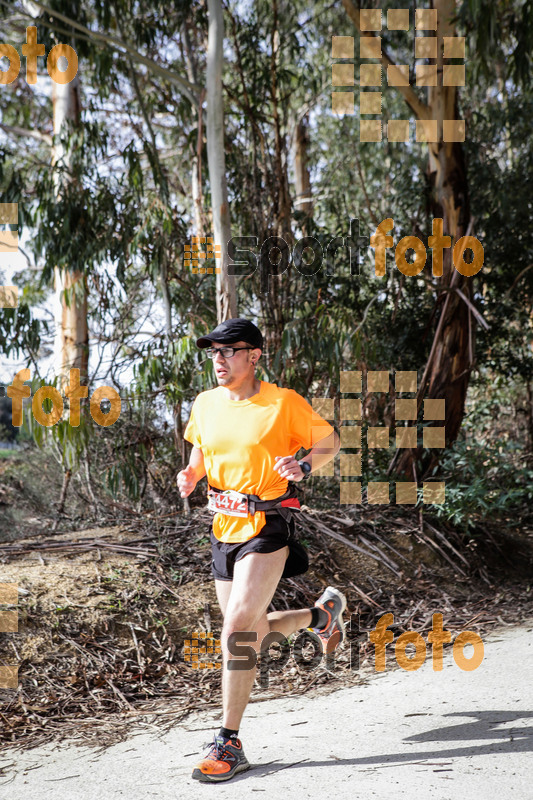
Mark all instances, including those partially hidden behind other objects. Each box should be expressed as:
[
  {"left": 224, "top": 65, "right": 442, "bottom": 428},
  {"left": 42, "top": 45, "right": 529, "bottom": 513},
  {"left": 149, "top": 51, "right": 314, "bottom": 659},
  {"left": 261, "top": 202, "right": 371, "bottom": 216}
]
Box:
[
  {"left": 183, "top": 24, "right": 207, "bottom": 239},
  {"left": 52, "top": 467, "right": 72, "bottom": 531},
  {"left": 191, "top": 152, "right": 205, "bottom": 239},
  {"left": 342, "top": 0, "right": 475, "bottom": 476},
  {"left": 260, "top": 0, "right": 294, "bottom": 375},
  {"left": 395, "top": 0, "right": 473, "bottom": 476},
  {"left": 191, "top": 93, "right": 206, "bottom": 239},
  {"left": 425, "top": 0, "right": 472, "bottom": 441},
  {"left": 52, "top": 76, "right": 88, "bottom": 389},
  {"left": 206, "top": 0, "right": 237, "bottom": 322},
  {"left": 526, "top": 381, "right": 533, "bottom": 453},
  {"left": 160, "top": 248, "right": 172, "bottom": 339},
  {"left": 293, "top": 115, "right": 313, "bottom": 234}
]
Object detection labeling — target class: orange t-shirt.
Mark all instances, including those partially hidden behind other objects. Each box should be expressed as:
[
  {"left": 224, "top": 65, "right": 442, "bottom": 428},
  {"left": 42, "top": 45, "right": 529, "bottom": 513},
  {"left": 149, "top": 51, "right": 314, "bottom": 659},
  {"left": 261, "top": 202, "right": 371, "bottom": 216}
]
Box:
[{"left": 183, "top": 380, "right": 334, "bottom": 543}]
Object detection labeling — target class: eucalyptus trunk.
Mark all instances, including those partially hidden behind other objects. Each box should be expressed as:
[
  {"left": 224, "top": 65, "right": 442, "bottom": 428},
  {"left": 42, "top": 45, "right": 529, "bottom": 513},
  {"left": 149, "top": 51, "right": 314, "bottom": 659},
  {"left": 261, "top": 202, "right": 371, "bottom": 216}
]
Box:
[
  {"left": 342, "top": 0, "right": 474, "bottom": 475},
  {"left": 293, "top": 115, "right": 313, "bottom": 234},
  {"left": 396, "top": 0, "right": 473, "bottom": 476},
  {"left": 52, "top": 76, "right": 88, "bottom": 388},
  {"left": 206, "top": 0, "right": 237, "bottom": 322}
]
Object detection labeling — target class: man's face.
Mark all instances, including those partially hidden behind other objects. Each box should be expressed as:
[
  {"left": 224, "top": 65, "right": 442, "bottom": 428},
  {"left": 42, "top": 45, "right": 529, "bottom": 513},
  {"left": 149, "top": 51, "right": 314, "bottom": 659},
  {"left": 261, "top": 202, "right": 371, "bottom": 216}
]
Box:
[{"left": 209, "top": 340, "right": 260, "bottom": 386}]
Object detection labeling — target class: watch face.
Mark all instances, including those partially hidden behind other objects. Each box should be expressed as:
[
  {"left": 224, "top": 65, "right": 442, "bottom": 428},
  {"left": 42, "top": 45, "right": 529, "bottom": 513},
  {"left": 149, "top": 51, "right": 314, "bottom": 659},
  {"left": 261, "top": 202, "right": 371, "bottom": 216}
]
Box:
[{"left": 300, "top": 461, "right": 311, "bottom": 475}]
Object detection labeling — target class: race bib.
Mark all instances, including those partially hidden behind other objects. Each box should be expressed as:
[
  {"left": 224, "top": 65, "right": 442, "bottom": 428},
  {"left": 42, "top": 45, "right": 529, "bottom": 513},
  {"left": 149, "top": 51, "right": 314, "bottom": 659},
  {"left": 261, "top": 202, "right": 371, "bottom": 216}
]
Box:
[{"left": 208, "top": 489, "right": 249, "bottom": 518}]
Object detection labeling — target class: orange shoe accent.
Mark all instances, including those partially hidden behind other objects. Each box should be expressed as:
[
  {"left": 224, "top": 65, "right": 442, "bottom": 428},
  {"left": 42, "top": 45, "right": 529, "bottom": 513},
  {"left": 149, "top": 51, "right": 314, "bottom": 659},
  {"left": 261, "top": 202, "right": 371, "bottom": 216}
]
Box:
[
  {"left": 317, "top": 599, "right": 336, "bottom": 629},
  {"left": 308, "top": 587, "right": 347, "bottom": 654},
  {"left": 196, "top": 759, "right": 231, "bottom": 775}
]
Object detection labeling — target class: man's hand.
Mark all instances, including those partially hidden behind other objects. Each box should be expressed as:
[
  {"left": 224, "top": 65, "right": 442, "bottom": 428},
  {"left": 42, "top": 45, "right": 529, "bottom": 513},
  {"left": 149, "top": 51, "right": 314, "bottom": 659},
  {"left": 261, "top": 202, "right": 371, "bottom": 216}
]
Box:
[
  {"left": 273, "top": 455, "right": 306, "bottom": 482},
  {"left": 177, "top": 465, "right": 198, "bottom": 498}
]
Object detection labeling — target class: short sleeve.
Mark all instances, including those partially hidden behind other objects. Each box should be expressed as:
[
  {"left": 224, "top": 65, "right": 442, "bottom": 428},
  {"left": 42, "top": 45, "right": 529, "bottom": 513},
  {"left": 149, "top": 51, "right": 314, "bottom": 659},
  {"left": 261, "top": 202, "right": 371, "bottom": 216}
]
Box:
[
  {"left": 286, "top": 389, "right": 334, "bottom": 452},
  {"left": 183, "top": 399, "right": 201, "bottom": 447}
]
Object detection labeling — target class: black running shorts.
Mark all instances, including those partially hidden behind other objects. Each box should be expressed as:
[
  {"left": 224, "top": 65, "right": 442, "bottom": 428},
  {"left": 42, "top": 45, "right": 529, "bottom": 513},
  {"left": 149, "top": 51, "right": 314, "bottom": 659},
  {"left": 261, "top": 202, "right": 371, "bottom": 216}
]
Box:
[{"left": 210, "top": 512, "right": 309, "bottom": 581}]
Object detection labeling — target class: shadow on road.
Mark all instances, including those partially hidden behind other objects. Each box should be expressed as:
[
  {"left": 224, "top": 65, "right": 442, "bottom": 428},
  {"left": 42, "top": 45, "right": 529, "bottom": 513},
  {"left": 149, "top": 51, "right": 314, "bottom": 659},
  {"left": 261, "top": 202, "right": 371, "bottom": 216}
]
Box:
[{"left": 229, "top": 709, "right": 532, "bottom": 782}]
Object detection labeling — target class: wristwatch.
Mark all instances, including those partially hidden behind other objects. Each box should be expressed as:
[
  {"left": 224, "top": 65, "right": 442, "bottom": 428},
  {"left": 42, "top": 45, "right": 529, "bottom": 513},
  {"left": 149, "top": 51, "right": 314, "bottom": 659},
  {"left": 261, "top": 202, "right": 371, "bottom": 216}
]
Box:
[{"left": 298, "top": 460, "right": 312, "bottom": 479}]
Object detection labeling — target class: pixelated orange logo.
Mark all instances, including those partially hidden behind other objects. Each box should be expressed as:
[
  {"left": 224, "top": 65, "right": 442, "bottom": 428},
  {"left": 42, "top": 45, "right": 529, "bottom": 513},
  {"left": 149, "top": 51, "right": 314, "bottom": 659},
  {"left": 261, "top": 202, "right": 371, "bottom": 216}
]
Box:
[
  {"left": 332, "top": 8, "right": 466, "bottom": 143},
  {"left": 184, "top": 237, "right": 221, "bottom": 275},
  {"left": 183, "top": 631, "right": 222, "bottom": 670},
  {"left": 312, "top": 369, "right": 446, "bottom": 505},
  {"left": 0, "top": 583, "right": 19, "bottom": 689}
]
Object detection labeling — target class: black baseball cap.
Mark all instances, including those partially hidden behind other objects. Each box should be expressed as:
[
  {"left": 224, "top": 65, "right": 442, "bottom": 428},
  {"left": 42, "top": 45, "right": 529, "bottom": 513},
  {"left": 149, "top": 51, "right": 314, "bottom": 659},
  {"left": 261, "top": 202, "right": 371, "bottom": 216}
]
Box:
[{"left": 196, "top": 318, "right": 263, "bottom": 350}]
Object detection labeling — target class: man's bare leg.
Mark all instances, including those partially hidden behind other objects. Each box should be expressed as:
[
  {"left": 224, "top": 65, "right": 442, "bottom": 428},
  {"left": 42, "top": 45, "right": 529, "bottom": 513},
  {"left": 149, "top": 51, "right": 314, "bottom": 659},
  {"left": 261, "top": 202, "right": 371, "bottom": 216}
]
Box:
[
  {"left": 215, "top": 578, "right": 312, "bottom": 638},
  {"left": 216, "top": 547, "right": 314, "bottom": 732},
  {"left": 265, "top": 607, "right": 312, "bottom": 638}
]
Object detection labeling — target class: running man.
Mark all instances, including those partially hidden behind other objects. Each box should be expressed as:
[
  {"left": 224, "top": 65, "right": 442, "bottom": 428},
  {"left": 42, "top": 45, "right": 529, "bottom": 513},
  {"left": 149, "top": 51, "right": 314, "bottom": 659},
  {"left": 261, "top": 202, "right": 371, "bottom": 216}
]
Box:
[{"left": 177, "top": 317, "right": 346, "bottom": 783}]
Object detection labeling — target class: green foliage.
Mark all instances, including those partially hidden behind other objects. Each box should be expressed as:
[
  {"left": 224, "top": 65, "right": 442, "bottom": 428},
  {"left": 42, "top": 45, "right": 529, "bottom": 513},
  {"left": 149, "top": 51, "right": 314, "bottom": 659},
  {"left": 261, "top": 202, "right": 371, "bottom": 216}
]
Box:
[
  {"left": 20, "top": 376, "right": 93, "bottom": 474},
  {"left": 0, "top": 0, "right": 531, "bottom": 527},
  {"left": 431, "top": 437, "right": 532, "bottom": 532},
  {"left": 457, "top": 0, "right": 533, "bottom": 86},
  {"left": 0, "top": 298, "right": 41, "bottom": 360},
  {"left": 428, "top": 372, "right": 533, "bottom": 531}
]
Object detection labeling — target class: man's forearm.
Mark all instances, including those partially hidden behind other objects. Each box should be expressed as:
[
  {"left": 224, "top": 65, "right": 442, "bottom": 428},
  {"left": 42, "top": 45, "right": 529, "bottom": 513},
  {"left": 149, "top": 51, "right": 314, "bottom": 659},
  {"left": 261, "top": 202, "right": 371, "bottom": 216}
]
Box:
[
  {"left": 189, "top": 446, "right": 207, "bottom": 482},
  {"left": 301, "top": 430, "right": 340, "bottom": 473}
]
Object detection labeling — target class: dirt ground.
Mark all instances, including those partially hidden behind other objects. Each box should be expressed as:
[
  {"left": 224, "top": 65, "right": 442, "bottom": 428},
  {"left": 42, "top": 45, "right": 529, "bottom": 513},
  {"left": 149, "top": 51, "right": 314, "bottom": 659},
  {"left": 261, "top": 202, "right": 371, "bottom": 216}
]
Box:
[{"left": 0, "top": 447, "right": 532, "bottom": 752}]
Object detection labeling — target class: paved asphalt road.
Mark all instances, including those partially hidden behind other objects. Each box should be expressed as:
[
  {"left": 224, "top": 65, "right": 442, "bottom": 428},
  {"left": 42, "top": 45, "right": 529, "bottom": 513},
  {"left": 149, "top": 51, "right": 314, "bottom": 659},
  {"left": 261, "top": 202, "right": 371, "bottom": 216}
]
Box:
[{"left": 1, "top": 619, "right": 531, "bottom": 799}]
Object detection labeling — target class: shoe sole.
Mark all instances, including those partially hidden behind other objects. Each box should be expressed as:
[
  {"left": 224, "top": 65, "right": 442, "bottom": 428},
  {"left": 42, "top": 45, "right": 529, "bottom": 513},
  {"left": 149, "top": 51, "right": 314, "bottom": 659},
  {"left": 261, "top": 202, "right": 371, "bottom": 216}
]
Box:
[{"left": 192, "top": 759, "right": 250, "bottom": 782}]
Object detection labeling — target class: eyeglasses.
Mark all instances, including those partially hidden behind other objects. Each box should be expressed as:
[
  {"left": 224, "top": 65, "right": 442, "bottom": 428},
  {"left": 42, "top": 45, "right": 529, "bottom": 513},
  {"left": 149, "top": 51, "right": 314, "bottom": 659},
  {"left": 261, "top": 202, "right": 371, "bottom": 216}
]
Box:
[{"left": 205, "top": 346, "right": 255, "bottom": 359}]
